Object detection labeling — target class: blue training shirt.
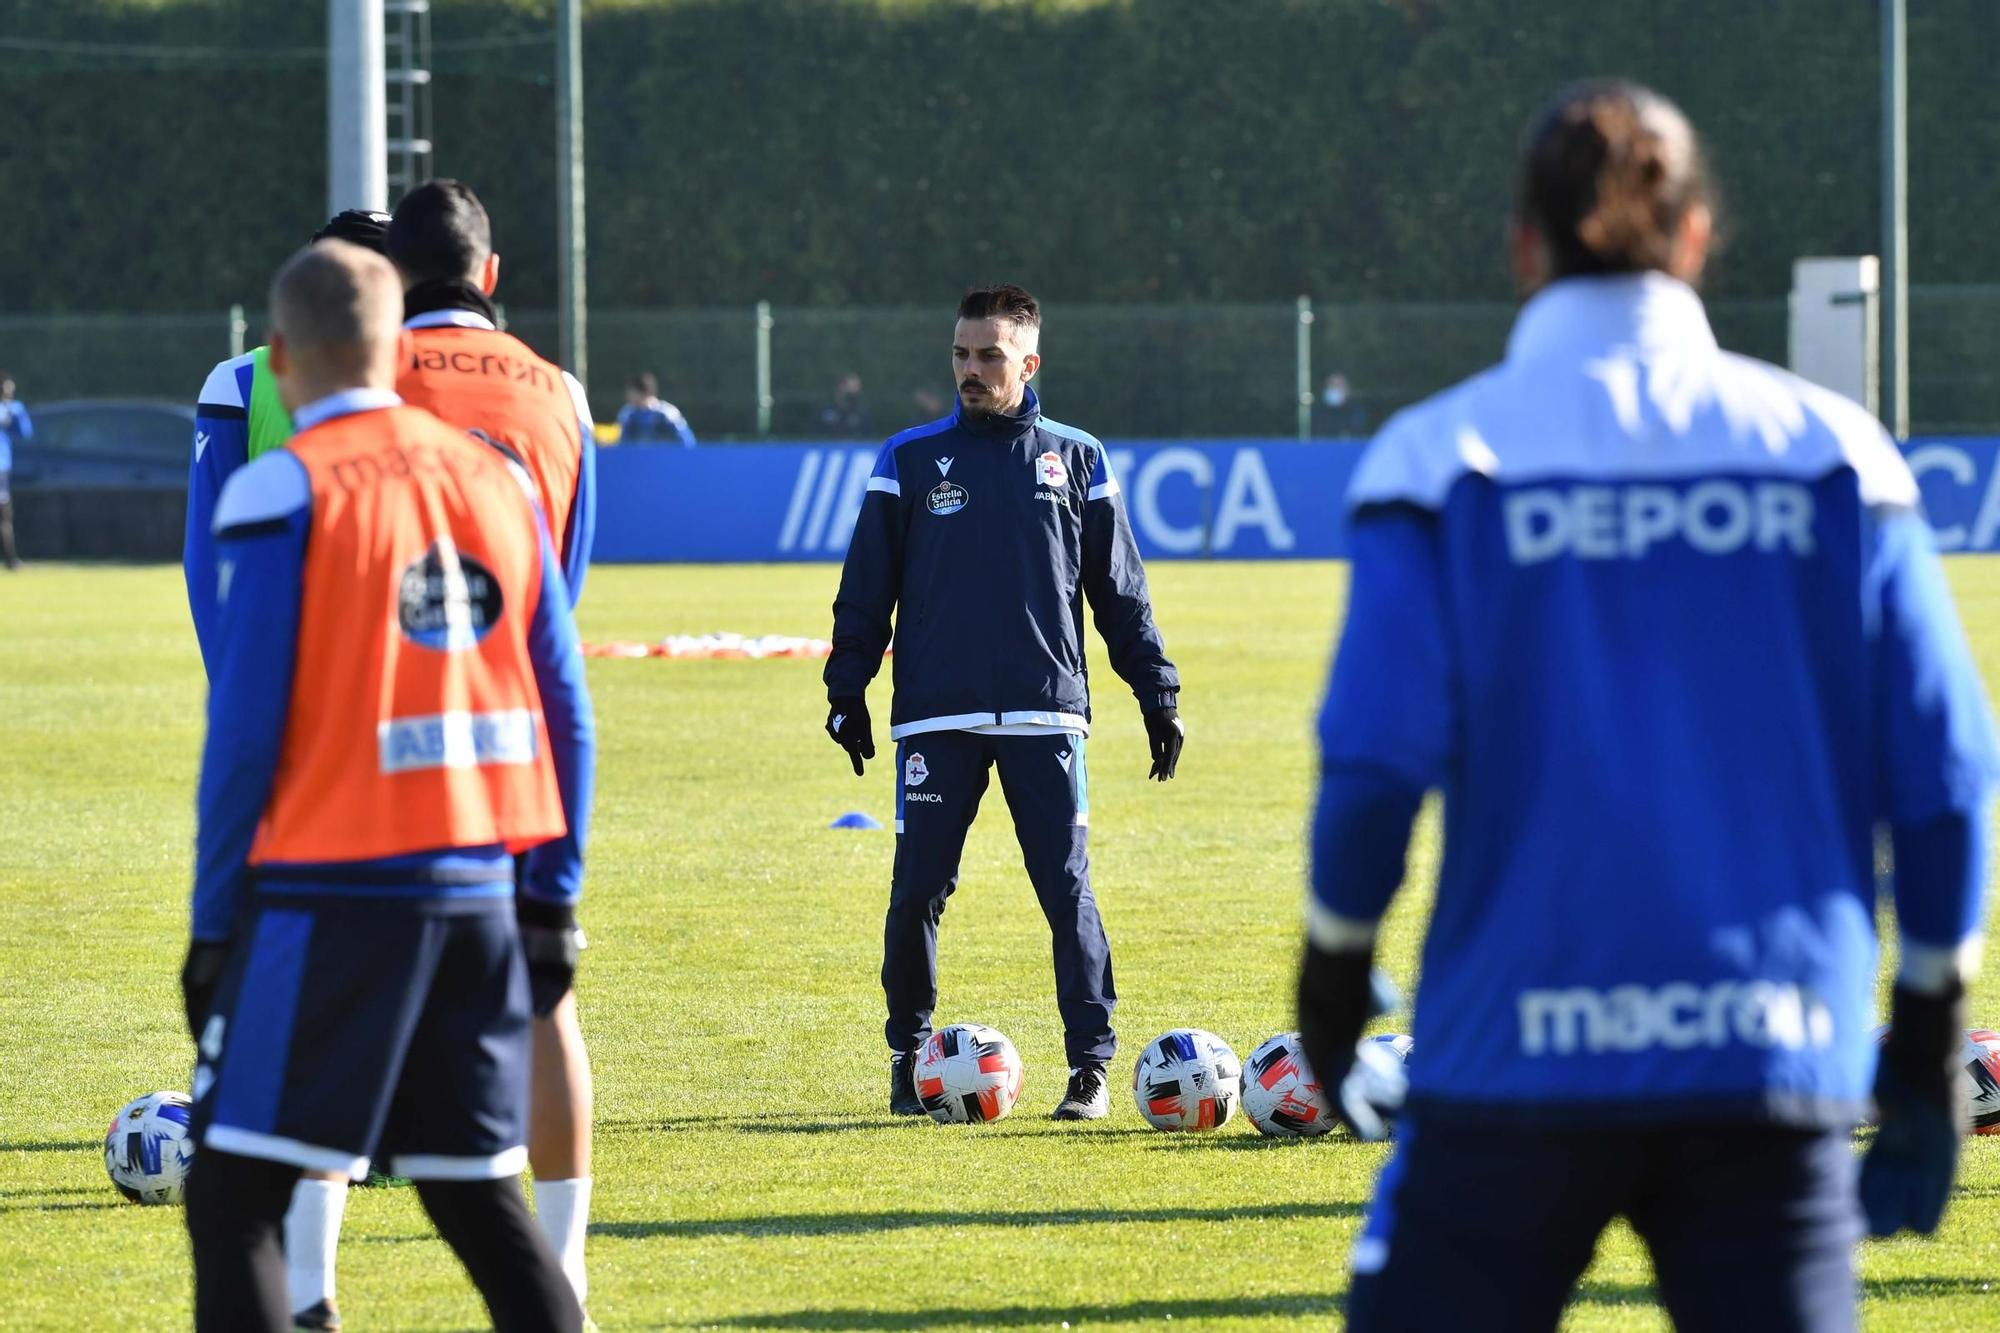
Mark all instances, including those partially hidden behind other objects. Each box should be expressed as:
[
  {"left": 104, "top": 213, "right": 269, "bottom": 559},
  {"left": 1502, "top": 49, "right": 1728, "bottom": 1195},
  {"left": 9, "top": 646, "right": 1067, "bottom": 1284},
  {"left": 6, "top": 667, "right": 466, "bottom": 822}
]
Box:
[{"left": 1312, "top": 273, "right": 2000, "bottom": 1128}]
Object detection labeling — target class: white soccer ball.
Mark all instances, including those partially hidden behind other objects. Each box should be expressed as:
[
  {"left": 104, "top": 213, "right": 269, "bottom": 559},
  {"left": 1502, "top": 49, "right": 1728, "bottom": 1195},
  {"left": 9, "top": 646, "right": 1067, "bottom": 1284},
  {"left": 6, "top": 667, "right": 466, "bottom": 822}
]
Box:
[
  {"left": 914, "top": 1023, "right": 1024, "bottom": 1124},
  {"left": 104, "top": 1091, "right": 196, "bottom": 1204},
  {"left": 1242, "top": 1033, "right": 1331, "bottom": 1137},
  {"left": 1133, "top": 1028, "right": 1242, "bottom": 1132},
  {"left": 1870, "top": 1026, "right": 2000, "bottom": 1135},
  {"left": 1969, "top": 1029, "right": 2000, "bottom": 1135}
]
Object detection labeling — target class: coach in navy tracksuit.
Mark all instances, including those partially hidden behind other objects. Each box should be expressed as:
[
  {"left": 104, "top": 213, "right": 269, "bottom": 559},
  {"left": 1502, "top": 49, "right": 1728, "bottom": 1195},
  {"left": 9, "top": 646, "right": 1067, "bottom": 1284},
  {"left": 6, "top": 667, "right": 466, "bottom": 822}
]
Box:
[{"left": 825, "top": 284, "right": 1183, "bottom": 1122}]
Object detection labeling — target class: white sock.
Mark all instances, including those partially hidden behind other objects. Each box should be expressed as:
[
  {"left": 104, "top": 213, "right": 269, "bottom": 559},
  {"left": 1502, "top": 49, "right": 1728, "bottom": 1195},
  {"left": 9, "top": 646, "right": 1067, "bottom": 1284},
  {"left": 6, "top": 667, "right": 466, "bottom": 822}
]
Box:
[
  {"left": 283, "top": 1177, "right": 348, "bottom": 1313},
  {"left": 532, "top": 1176, "right": 592, "bottom": 1304}
]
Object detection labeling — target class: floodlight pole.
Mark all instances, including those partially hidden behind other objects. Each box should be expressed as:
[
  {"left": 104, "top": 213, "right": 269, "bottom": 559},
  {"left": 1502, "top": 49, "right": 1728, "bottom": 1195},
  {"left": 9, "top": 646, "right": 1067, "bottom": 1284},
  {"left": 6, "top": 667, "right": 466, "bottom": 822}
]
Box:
[
  {"left": 1880, "top": 0, "right": 1908, "bottom": 439},
  {"left": 327, "top": 0, "right": 388, "bottom": 214},
  {"left": 557, "top": 0, "right": 588, "bottom": 390}
]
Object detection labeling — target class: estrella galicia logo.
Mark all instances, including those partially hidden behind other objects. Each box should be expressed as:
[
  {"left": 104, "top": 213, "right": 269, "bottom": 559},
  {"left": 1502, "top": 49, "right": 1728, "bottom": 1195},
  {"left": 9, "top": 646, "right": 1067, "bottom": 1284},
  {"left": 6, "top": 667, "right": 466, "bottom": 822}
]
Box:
[
  {"left": 928, "top": 479, "right": 968, "bottom": 516},
  {"left": 398, "top": 538, "right": 503, "bottom": 651}
]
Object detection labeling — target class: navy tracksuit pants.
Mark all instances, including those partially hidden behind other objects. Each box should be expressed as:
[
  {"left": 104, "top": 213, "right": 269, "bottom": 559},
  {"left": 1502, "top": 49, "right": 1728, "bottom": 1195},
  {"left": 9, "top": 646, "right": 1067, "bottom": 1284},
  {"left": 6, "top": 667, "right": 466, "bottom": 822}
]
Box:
[
  {"left": 884, "top": 729, "right": 1115, "bottom": 1068},
  {"left": 1347, "top": 1117, "right": 1860, "bottom": 1332}
]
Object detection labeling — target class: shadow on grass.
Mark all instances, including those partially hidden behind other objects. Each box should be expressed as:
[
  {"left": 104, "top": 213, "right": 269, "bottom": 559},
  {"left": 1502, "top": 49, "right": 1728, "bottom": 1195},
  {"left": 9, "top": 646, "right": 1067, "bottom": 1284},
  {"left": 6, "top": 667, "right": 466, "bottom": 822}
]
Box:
[
  {"left": 0, "top": 1185, "right": 102, "bottom": 1199},
  {"left": 0, "top": 1139, "right": 97, "bottom": 1153},
  {"left": 594, "top": 1199, "right": 1362, "bottom": 1242},
  {"left": 1570, "top": 1280, "right": 1658, "bottom": 1306},
  {"left": 0, "top": 1199, "right": 122, "bottom": 1214},
  {"left": 706, "top": 1293, "right": 1344, "bottom": 1328},
  {"left": 1153, "top": 1134, "right": 1351, "bottom": 1152},
  {"left": 1862, "top": 1276, "right": 1998, "bottom": 1298},
  {"left": 732, "top": 1118, "right": 917, "bottom": 1136},
  {"left": 600, "top": 1114, "right": 1164, "bottom": 1139}
]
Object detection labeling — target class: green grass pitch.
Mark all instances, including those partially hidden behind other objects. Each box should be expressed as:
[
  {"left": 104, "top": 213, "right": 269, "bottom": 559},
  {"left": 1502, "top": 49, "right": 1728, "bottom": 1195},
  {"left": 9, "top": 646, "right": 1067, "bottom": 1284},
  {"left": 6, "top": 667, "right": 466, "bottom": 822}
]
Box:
[{"left": 2, "top": 560, "right": 1998, "bottom": 1331}]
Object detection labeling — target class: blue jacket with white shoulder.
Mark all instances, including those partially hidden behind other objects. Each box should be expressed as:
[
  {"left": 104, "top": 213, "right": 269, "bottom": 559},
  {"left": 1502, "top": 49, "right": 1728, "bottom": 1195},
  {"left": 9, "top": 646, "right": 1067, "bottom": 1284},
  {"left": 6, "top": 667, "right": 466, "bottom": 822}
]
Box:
[{"left": 1312, "top": 273, "right": 2000, "bottom": 1128}]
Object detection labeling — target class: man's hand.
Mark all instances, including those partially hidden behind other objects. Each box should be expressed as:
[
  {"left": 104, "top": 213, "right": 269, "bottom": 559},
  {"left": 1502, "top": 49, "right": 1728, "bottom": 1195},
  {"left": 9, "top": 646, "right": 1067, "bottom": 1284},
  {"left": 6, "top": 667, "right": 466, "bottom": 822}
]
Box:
[
  {"left": 1862, "top": 982, "right": 1969, "bottom": 1237},
  {"left": 518, "top": 898, "right": 582, "bottom": 1019},
  {"left": 180, "top": 939, "right": 230, "bottom": 1042},
  {"left": 1297, "top": 939, "right": 1403, "bottom": 1140},
  {"left": 827, "top": 696, "right": 874, "bottom": 777},
  {"left": 1144, "top": 706, "right": 1184, "bottom": 781}
]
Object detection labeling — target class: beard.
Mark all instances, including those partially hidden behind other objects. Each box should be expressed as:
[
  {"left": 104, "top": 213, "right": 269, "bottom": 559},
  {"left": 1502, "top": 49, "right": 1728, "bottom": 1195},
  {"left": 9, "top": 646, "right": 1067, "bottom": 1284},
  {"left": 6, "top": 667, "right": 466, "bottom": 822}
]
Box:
[{"left": 960, "top": 380, "right": 997, "bottom": 416}]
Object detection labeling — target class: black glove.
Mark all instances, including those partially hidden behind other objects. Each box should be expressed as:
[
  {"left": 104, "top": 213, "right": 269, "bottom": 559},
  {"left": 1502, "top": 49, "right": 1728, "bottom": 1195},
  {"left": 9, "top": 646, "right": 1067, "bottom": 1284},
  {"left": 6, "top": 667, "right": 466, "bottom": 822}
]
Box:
[
  {"left": 827, "top": 696, "right": 874, "bottom": 777},
  {"left": 518, "top": 898, "right": 582, "bottom": 1019},
  {"left": 1144, "top": 705, "right": 1184, "bottom": 781},
  {"left": 1862, "top": 982, "right": 1968, "bottom": 1237},
  {"left": 180, "top": 940, "right": 230, "bottom": 1044},
  {"left": 1297, "top": 940, "right": 1404, "bottom": 1140}
]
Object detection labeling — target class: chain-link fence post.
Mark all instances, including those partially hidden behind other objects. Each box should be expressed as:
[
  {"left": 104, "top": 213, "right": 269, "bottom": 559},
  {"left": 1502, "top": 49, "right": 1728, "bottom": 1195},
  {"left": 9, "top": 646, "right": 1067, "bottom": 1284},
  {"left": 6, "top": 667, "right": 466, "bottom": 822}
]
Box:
[
  {"left": 755, "top": 300, "right": 774, "bottom": 437},
  {"left": 228, "top": 304, "right": 247, "bottom": 359},
  {"left": 1295, "top": 295, "right": 1314, "bottom": 440}
]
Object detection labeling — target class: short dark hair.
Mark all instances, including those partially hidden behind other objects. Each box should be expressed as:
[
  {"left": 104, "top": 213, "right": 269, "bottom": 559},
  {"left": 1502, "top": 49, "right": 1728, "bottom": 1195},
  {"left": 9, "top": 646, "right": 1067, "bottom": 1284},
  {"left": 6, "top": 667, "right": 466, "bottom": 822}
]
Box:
[
  {"left": 387, "top": 179, "right": 493, "bottom": 286},
  {"left": 958, "top": 284, "right": 1040, "bottom": 328},
  {"left": 312, "top": 208, "right": 392, "bottom": 254},
  {"left": 1516, "top": 81, "right": 1712, "bottom": 280},
  {"left": 629, "top": 372, "right": 658, "bottom": 396}
]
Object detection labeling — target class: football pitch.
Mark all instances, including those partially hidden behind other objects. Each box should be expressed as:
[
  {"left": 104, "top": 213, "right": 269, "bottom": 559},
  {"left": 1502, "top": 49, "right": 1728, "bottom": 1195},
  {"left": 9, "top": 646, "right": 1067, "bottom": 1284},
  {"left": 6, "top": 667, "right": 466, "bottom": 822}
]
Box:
[{"left": 3, "top": 560, "right": 1998, "bottom": 1332}]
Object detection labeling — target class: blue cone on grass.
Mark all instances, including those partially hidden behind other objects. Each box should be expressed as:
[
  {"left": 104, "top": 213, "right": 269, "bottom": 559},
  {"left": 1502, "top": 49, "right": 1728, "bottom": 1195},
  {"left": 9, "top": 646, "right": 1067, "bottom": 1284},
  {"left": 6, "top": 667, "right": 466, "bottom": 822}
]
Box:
[{"left": 830, "top": 811, "right": 884, "bottom": 830}]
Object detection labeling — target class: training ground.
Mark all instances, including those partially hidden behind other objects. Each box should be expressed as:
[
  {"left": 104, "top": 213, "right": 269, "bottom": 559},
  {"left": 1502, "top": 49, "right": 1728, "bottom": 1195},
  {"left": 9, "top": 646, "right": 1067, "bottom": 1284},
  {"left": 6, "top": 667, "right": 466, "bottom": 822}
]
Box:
[{"left": 2, "top": 562, "right": 1997, "bottom": 1330}]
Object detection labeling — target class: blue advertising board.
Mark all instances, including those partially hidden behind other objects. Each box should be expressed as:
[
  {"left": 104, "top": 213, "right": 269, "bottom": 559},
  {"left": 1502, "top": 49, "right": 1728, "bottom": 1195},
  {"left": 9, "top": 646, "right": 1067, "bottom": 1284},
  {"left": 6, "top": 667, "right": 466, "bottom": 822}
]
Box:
[{"left": 594, "top": 436, "right": 2000, "bottom": 562}]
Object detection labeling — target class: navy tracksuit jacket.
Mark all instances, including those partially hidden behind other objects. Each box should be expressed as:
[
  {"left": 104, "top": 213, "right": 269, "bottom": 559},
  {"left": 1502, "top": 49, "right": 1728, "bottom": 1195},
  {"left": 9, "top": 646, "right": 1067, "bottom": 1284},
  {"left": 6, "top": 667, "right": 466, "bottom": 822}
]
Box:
[{"left": 826, "top": 387, "right": 1178, "bottom": 1067}]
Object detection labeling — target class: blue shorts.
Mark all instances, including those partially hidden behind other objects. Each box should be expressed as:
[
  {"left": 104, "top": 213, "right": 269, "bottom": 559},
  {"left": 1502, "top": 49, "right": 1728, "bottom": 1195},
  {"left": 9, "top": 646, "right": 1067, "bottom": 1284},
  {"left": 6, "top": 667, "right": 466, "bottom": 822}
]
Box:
[
  {"left": 191, "top": 896, "right": 531, "bottom": 1181},
  {"left": 1346, "top": 1117, "right": 1860, "bottom": 1333}
]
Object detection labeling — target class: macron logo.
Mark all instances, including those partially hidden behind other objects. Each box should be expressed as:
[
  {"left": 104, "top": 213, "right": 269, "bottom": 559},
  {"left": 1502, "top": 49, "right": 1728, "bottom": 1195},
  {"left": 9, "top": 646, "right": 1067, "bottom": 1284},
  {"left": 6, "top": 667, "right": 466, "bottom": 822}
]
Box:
[
  {"left": 195, "top": 430, "right": 212, "bottom": 461},
  {"left": 1056, "top": 749, "right": 1073, "bottom": 772},
  {"left": 1518, "top": 980, "right": 1834, "bottom": 1056},
  {"left": 937, "top": 456, "right": 954, "bottom": 477}
]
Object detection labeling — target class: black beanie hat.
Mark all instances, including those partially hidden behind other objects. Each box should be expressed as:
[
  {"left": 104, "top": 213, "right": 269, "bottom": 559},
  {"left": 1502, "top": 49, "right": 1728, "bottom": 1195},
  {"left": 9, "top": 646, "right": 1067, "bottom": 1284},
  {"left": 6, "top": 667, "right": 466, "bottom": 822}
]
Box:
[{"left": 310, "top": 208, "right": 393, "bottom": 254}]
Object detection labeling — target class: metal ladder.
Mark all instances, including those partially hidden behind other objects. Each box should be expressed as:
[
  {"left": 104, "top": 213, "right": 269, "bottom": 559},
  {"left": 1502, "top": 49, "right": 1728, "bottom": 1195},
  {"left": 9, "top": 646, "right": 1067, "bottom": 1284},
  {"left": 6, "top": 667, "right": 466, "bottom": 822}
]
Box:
[{"left": 384, "top": 0, "right": 433, "bottom": 200}]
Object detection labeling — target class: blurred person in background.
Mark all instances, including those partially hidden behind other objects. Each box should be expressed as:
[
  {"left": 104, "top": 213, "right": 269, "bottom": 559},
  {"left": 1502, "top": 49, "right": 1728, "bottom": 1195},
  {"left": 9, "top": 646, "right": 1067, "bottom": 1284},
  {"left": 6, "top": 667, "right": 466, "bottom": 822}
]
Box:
[
  {"left": 820, "top": 371, "right": 868, "bottom": 436},
  {"left": 1312, "top": 371, "right": 1367, "bottom": 436},
  {"left": 0, "top": 372, "right": 27, "bottom": 569},
  {"left": 616, "top": 372, "right": 695, "bottom": 446},
  {"left": 1297, "top": 80, "right": 1996, "bottom": 1333},
  {"left": 386, "top": 177, "right": 600, "bottom": 1315}
]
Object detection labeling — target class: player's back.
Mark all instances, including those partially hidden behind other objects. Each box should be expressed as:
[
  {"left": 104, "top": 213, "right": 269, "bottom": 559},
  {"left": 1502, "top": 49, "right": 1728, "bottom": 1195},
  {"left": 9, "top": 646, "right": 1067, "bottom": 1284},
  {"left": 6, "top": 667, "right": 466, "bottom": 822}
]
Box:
[
  {"left": 249, "top": 402, "right": 565, "bottom": 868},
  {"left": 396, "top": 319, "right": 590, "bottom": 564},
  {"left": 1346, "top": 273, "right": 1919, "bottom": 1122}
]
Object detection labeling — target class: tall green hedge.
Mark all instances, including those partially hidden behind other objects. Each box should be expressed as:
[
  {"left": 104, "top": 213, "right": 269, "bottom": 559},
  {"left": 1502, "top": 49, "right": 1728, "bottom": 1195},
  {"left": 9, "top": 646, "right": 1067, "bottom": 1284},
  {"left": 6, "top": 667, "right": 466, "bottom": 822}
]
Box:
[{"left": 0, "top": 0, "right": 1993, "bottom": 422}]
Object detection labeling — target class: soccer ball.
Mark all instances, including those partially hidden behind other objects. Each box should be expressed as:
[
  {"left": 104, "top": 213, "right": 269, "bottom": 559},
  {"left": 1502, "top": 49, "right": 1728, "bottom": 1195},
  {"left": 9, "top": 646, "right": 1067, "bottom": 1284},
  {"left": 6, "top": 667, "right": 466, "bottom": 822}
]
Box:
[
  {"left": 1242, "top": 1033, "right": 1330, "bottom": 1137},
  {"left": 104, "top": 1091, "right": 195, "bottom": 1204},
  {"left": 914, "top": 1024, "right": 1024, "bottom": 1124},
  {"left": 1870, "top": 1026, "right": 2000, "bottom": 1135},
  {"left": 1133, "top": 1029, "right": 1242, "bottom": 1132},
  {"left": 1967, "top": 1029, "right": 2000, "bottom": 1135},
  {"left": 1242, "top": 1033, "right": 1415, "bottom": 1138}
]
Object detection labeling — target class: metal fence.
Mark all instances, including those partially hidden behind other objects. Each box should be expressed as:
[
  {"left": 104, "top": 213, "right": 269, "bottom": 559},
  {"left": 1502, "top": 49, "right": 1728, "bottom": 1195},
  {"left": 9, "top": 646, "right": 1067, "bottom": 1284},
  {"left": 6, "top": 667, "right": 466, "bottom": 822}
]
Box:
[{"left": 4, "top": 290, "right": 1996, "bottom": 438}]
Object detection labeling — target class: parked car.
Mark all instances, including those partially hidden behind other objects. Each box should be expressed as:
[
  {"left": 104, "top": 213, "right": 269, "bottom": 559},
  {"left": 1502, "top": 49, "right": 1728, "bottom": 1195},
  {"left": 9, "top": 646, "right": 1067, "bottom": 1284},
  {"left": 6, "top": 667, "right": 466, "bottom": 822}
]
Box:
[{"left": 10, "top": 399, "right": 192, "bottom": 489}]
